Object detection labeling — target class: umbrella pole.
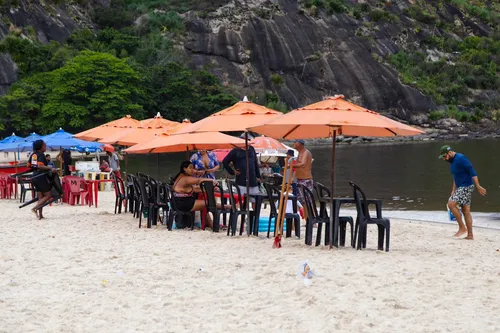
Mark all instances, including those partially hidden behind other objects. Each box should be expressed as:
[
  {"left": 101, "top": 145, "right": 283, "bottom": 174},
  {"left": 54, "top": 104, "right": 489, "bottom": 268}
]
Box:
[
  {"left": 329, "top": 131, "right": 337, "bottom": 249},
  {"left": 157, "top": 153, "right": 160, "bottom": 178},
  {"left": 59, "top": 149, "right": 63, "bottom": 178},
  {"left": 245, "top": 132, "right": 250, "bottom": 236},
  {"left": 14, "top": 150, "right": 18, "bottom": 199}
]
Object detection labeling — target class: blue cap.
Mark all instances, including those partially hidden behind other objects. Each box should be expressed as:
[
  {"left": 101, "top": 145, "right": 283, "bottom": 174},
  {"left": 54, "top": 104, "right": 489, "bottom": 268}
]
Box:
[
  {"left": 286, "top": 149, "right": 294, "bottom": 156},
  {"left": 295, "top": 139, "right": 305, "bottom": 145}
]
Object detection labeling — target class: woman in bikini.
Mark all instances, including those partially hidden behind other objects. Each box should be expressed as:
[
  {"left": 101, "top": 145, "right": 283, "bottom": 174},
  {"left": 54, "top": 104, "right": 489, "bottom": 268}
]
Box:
[{"left": 172, "top": 161, "right": 224, "bottom": 229}]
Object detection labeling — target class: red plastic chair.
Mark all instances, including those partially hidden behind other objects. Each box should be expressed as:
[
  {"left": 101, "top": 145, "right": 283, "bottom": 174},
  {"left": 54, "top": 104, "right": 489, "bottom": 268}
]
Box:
[
  {"left": 0, "top": 174, "right": 14, "bottom": 199},
  {"left": 65, "top": 176, "right": 90, "bottom": 206},
  {"left": 0, "top": 175, "right": 8, "bottom": 199}
]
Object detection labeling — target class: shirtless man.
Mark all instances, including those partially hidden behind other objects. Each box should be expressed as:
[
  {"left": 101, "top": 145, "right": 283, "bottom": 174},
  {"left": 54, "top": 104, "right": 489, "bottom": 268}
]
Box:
[{"left": 293, "top": 140, "right": 313, "bottom": 215}]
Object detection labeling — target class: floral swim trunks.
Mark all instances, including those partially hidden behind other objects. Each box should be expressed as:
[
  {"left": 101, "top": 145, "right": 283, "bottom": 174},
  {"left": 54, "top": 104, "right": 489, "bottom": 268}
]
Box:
[{"left": 449, "top": 185, "right": 475, "bottom": 206}]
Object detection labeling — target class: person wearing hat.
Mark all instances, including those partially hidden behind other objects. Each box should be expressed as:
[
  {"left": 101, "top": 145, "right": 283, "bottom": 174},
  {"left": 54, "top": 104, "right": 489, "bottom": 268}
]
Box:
[
  {"left": 439, "top": 145, "right": 486, "bottom": 240},
  {"left": 293, "top": 139, "right": 313, "bottom": 214},
  {"left": 104, "top": 145, "right": 121, "bottom": 179}
]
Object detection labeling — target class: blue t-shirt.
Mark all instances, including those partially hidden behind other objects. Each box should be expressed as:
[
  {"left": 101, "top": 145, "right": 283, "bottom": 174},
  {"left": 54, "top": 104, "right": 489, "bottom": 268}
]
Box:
[{"left": 450, "top": 153, "right": 477, "bottom": 188}]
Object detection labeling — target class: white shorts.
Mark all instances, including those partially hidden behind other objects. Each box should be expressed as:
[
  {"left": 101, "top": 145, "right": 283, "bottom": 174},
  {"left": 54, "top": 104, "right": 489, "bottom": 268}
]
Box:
[{"left": 237, "top": 185, "right": 260, "bottom": 203}]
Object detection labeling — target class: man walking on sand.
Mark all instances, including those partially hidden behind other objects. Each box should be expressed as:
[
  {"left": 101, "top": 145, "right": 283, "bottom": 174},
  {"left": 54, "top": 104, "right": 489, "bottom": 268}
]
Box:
[
  {"left": 293, "top": 140, "right": 313, "bottom": 215},
  {"left": 439, "top": 145, "right": 486, "bottom": 240}
]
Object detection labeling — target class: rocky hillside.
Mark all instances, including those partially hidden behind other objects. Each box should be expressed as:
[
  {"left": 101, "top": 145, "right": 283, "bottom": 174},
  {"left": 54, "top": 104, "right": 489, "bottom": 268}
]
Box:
[{"left": 0, "top": 0, "right": 498, "bottom": 130}]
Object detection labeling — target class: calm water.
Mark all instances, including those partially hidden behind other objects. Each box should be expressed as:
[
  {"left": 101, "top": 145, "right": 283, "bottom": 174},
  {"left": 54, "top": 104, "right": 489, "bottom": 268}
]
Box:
[{"left": 126, "top": 139, "right": 500, "bottom": 212}]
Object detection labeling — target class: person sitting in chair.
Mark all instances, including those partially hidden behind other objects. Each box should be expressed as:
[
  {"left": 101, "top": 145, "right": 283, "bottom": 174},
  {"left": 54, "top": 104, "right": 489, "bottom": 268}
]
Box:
[{"left": 171, "top": 161, "right": 222, "bottom": 229}]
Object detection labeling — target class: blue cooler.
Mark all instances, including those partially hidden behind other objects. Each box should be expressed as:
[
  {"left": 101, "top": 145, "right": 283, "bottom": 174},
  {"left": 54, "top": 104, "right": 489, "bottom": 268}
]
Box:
[{"left": 258, "top": 216, "right": 286, "bottom": 233}]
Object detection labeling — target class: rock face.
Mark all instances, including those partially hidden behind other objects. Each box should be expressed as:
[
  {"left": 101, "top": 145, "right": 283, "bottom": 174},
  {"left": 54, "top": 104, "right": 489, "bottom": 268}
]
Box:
[
  {"left": 185, "top": 0, "right": 436, "bottom": 119},
  {"left": 0, "top": 0, "right": 491, "bottom": 120},
  {"left": 0, "top": 0, "right": 93, "bottom": 94}
]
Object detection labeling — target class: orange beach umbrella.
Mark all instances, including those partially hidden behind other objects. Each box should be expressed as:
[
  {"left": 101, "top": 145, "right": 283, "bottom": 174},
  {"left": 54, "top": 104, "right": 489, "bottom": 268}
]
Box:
[
  {"left": 98, "top": 127, "right": 167, "bottom": 146},
  {"left": 250, "top": 95, "right": 424, "bottom": 139},
  {"left": 99, "top": 113, "right": 181, "bottom": 146},
  {"left": 249, "top": 95, "right": 425, "bottom": 248},
  {"left": 124, "top": 132, "right": 246, "bottom": 154},
  {"left": 250, "top": 136, "right": 287, "bottom": 153},
  {"left": 140, "top": 112, "right": 181, "bottom": 129},
  {"left": 75, "top": 115, "right": 141, "bottom": 141},
  {"left": 175, "top": 97, "right": 282, "bottom": 134},
  {"left": 175, "top": 97, "right": 283, "bottom": 236}
]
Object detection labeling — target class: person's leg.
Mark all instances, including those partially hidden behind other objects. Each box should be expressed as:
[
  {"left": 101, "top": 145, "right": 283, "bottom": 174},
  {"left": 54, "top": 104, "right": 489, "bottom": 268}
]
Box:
[
  {"left": 33, "top": 192, "right": 52, "bottom": 219},
  {"left": 461, "top": 205, "right": 473, "bottom": 240},
  {"left": 32, "top": 192, "right": 43, "bottom": 217},
  {"left": 191, "top": 200, "right": 212, "bottom": 228},
  {"left": 448, "top": 199, "right": 467, "bottom": 237}
]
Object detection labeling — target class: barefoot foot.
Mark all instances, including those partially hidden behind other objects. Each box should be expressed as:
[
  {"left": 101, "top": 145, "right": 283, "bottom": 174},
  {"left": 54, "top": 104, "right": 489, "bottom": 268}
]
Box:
[
  {"left": 454, "top": 229, "right": 467, "bottom": 238},
  {"left": 463, "top": 235, "right": 474, "bottom": 240},
  {"left": 31, "top": 208, "right": 39, "bottom": 219}
]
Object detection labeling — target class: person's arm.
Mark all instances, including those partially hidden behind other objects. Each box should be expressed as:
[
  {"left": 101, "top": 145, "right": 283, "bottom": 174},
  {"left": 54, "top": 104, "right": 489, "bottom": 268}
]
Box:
[
  {"left": 222, "top": 150, "right": 235, "bottom": 175},
  {"left": 463, "top": 157, "right": 486, "bottom": 195},
  {"left": 253, "top": 148, "right": 261, "bottom": 180},
  {"left": 293, "top": 151, "right": 309, "bottom": 168},
  {"left": 206, "top": 153, "right": 220, "bottom": 174},
  {"left": 451, "top": 181, "right": 456, "bottom": 196},
  {"left": 472, "top": 176, "right": 487, "bottom": 196},
  {"left": 182, "top": 175, "right": 218, "bottom": 186}
]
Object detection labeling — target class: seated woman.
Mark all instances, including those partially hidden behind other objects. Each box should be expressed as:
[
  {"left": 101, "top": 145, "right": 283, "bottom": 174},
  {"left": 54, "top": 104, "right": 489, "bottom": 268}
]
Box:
[{"left": 172, "top": 161, "right": 222, "bottom": 229}]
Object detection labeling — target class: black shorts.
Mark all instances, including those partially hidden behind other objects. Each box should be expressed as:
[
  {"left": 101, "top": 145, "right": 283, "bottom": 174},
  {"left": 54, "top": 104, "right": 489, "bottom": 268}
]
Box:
[
  {"left": 32, "top": 174, "right": 52, "bottom": 193},
  {"left": 174, "top": 196, "right": 196, "bottom": 212}
]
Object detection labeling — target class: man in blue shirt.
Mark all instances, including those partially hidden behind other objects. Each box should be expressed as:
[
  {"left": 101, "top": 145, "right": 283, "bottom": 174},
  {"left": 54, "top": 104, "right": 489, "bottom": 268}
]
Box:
[{"left": 439, "top": 145, "right": 487, "bottom": 240}]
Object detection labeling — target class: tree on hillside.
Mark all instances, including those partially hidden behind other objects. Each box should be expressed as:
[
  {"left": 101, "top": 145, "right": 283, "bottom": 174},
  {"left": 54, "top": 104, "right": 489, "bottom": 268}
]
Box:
[
  {"left": 0, "top": 51, "right": 145, "bottom": 134},
  {"left": 143, "top": 62, "right": 237, "bottom": 121}
]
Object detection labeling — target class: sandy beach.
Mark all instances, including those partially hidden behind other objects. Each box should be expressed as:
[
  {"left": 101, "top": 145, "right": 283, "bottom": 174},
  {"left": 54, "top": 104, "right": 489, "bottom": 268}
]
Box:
[{"left": 1, "top": 191, "right": 499, "bottom": 333}]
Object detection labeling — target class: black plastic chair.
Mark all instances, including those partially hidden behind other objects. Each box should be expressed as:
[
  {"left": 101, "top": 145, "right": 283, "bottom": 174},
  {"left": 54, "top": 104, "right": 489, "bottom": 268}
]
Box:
[
  {"left": 112, "top": 174, "right": 127, "bottom": 214},
  {"left": 19, "top": 178, "right": 36, "bottom": 203},
  {"left": 314, "top": 182, "right": 354, "bottom": 247},
  {"left": 264, "top": 183, "right": 300, "bottom": 239},
  {"left": 131, "top": 175, "right": 142, "bottom": 219},
  {"left": 226, "top": 179, "right": 249, "bottom": 236},
  {"left": 199, "top": 181, "right": 231, "bottom": 232},
  {"left": 136, "top": 177, "right": 154, "bottom": 228},
  {"left": 349, "top": 182, "right": 390, "bottom": 252},
  {"left": 165, "top": 184, "right": 195, "bottom": 230},
  {"left": 314, "top": 182, "right": 331, "bottom": 218},
  {"left": 126, "top": 174, "right": 136, "bottom": 213},
  {"left": 157, "top": 182, "right": 171, "bottom": 226},
  {"left": 298, "top": 183, "right": 330, "bottom": 246}
]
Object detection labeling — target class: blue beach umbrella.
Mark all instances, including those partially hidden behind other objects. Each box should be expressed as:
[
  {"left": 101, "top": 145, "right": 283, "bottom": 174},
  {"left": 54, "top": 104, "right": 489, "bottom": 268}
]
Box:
[
  {"left": 0, "top": 133, "right": 42, "bottom": 152},
  {"left": 0, "top": 133, "right": 24, "bottom": 144},
  {"left": 70, "top": 145, "right": 103, "bottom": 154},
  {"left": 17, "top": 128, "right": 103, "bottom": 151}
]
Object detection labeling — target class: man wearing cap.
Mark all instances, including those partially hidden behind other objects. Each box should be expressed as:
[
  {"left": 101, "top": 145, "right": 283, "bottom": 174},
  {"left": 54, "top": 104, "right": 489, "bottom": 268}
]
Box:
[
  {"left": 104, "top": 145, "right": 121, "bottom": 179},
  {"left": 439, "top": 145, "right": 486, "bottom": 240},
  {"left": 293, "top": 139, "right": 313, "bottom": 212}
]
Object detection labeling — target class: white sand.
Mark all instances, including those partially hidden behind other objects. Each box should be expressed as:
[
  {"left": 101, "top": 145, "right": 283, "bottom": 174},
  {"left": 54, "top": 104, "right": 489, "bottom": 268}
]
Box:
[{"left": 1, "top": 192, "right": 500, "bottom": 333}]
